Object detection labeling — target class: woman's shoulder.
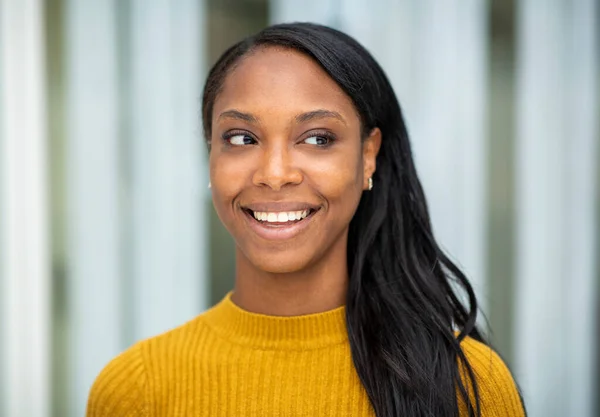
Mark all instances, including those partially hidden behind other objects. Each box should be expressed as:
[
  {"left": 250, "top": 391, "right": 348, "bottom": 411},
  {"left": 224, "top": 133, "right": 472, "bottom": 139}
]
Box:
[
  {"left": 458, "top": 335, "right": 526, "bottom": 417},
  {"left": 86, "top": 315, "right": 209, "bottom": 416},
  {"left": 86, "top": 341, "right": 148, "bottom": 416}
]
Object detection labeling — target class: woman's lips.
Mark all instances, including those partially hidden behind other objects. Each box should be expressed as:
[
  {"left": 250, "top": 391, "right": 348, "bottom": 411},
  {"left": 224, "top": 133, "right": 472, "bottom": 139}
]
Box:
[
  {"left": 242, "top": 207, "right": 319, "bottom": 241},
  {"left": 242, "top": 202, "right": 320, "bottom": 212}
]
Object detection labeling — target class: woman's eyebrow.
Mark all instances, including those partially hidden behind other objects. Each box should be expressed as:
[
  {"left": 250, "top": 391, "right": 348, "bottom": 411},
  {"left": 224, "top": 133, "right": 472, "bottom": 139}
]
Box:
[
  {"left": 218, "top": 109, "right": 260, "bottom": 124},
  {"left": 296, "top": 109, "right": 347, "bottom": 126},
  {"left": 217, "top": 109, "right": 346, "bottom": 126}
]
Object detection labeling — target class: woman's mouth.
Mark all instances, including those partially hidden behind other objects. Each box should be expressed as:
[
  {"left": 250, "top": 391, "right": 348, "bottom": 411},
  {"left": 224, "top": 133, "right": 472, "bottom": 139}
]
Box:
[
  {"left": 241, "top": 207, "right": 319, "bottom": 240},
  {"left": 248, "top": 209, "right": 313, "bottom": 224}
]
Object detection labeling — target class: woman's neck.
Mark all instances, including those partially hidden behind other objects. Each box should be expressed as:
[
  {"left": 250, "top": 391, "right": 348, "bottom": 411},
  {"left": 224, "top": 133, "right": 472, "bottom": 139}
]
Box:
[{"left": 231, "top": 238, "right": 349, "bottom": 316}]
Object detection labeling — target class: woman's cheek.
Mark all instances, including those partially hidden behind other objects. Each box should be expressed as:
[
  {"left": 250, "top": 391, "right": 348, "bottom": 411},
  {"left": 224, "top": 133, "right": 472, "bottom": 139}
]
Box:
[
  {"left": 304, "top": 154, "right": 362, "bottom": 199},
  {"left": 209, "top": 157, "right": 246, "bottom": 225}
]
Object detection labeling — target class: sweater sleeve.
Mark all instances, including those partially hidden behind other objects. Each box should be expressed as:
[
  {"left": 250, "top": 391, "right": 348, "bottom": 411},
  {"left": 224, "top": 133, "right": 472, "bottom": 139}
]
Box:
[
  {"left": 86, "top": 343, "right": 149, "bottom": 417},
  {"left": 458, "top": 337, "right": 525, "bottom": 417}
]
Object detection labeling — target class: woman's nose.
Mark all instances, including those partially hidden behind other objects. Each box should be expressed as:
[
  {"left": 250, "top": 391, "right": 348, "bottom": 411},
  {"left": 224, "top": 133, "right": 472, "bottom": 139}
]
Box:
[{"left": 252, "top": 143, "right": 302, "bottom": 191}]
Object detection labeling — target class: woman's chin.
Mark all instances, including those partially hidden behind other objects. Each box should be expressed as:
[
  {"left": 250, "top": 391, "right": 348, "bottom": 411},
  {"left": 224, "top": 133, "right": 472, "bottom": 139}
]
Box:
[{"left": 246, "top": 251, "right": 316, "bottom": 275}]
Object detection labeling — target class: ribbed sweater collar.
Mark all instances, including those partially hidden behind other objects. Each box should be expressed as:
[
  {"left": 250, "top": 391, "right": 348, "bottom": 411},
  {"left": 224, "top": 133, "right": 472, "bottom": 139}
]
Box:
[{"left": 201, "top": 292, "right": 348, "bottom": 350}]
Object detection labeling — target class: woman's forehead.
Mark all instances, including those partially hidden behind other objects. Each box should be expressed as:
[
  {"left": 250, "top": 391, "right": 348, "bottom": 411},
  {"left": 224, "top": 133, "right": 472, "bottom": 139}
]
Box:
[{"left": 212, "top": 47, "right": 358, "bottom": 124}]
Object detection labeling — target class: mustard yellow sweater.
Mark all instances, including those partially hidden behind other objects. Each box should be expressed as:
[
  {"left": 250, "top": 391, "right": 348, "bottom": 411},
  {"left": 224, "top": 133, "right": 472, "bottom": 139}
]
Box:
[{"left": 87, "top": 292, "right": 524, "bottom": 416}]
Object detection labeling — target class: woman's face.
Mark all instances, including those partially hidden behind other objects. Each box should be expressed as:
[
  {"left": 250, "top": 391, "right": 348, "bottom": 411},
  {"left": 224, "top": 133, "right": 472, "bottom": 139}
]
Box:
[{"left": 209, "top": 46, "right": 380, "bottom": 274}]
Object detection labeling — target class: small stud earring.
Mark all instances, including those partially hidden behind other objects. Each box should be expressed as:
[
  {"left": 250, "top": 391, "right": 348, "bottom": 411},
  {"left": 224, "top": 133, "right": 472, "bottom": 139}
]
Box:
[
  {"left": 208, "top": 181, "right": 211, "bottom": 189},
  {"left": 368, "top": 177, "right": 373, "bottom": 191}
]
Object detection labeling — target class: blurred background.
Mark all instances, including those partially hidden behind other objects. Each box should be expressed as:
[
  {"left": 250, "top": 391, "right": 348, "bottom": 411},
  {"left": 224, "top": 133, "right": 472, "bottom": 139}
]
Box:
[{"left": 1, "top": 0, "right": 598, "bottom": 416}]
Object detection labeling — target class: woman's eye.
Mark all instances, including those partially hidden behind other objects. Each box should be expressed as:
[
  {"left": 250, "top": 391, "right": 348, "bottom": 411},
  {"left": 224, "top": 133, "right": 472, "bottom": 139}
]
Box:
[
  {"left": 228, "top": 134, "right": 255, "bottom": 146},
  {"left": 304, "top": 135, "right": 331, "bottom": 146}
]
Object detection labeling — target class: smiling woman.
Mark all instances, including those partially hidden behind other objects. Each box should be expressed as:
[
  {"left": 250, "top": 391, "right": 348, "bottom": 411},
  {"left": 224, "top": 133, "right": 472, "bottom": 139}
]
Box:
[
  {"left": 86, "top": 23, "right": 526, "bottom": 417},
  {"left": 208, "top": 46, "right": 379, "bottom": 283}
]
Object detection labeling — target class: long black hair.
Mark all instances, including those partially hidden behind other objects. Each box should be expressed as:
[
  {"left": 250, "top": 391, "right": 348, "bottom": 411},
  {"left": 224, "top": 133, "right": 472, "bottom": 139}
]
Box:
[{"left": 202, "top": 22, "right": 487, "bottom": 417}]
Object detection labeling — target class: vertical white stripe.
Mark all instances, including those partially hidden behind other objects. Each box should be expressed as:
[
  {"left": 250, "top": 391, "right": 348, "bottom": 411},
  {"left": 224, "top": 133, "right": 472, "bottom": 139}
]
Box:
[
  {"left": 64, "top": 1, "right": 121, "bottom": 415},
  {"left": 515, "top": 1, "right": 598, "bottom": 416},
  {"left": 515, "top": 4, "right": 568, "bottom": 415},
  {"left": 565, "top": 2, "right": 597, "bottom": 414},
  {"left": 454, "top": 0, "right": 488, "bottom": 309},
  {"left": 171, "top": 0, "right": 209, "bottom": 320},
  {"left": 129, "top": 0, "right": 207, "bottom": 342},
  {"left": 408, "top": 0, "right": 489, "bottom": 308},
  {"left": 0, "top": 0, "right": 50, "bottom": 416},
  {"left": 0, "top": 6, "right": 4, "bottom": 411}
]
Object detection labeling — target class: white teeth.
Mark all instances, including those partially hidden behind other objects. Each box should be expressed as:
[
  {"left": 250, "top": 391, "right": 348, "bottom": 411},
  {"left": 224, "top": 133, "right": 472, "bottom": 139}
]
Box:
[{"left": 252, "top": 210, "right": 312, "bottom": 223}]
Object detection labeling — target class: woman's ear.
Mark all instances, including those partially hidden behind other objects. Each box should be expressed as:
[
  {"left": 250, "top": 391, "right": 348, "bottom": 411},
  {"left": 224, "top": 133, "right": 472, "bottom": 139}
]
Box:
[{"left": 362, "top": 127, "right": 382, "bottom": 189}]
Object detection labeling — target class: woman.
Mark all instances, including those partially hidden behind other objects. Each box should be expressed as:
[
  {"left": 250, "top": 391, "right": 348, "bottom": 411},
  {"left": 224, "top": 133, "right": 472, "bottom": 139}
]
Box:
[{"left": 87, "top": 23, "right": 525, "bottom": 417}]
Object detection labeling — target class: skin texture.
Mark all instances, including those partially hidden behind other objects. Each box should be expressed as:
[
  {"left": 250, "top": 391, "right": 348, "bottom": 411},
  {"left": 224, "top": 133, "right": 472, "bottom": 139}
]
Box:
[{"left": 209, "top": 47, "right": 381, "bottom": 316}]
